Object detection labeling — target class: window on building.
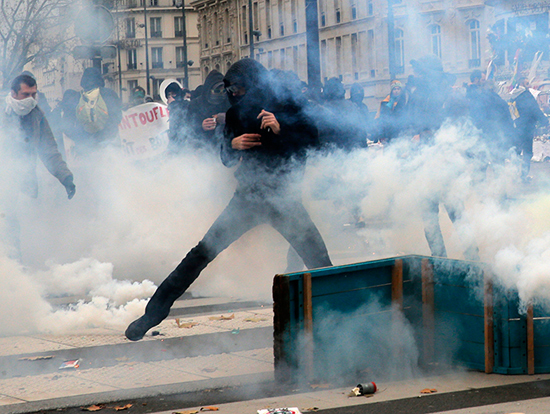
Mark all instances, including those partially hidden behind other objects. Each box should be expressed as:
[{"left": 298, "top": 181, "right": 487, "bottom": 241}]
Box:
[
  {"left": 127, "top": 49, "right": 137, "bottom": 70},
  {"left": 351, "top": 4, "right": 357, "bottom": 19},
  {"left": 268, "top": 51, "right": 273, "bottom": 68},
  {"left": 281, "top": 48, "right": 286, "bottom": 69},
  {"left": 242, "top": 5, "right": 248, "bottom": 44},
  {"left": 321, "top": 13, "right": 326, "bottom": 26},
  {"left": 213, "top": 12, "right": 219, "bottom": 45},
  {"left": 321, "top": 39, "right": 327, "bottom": 78},
  {"left": 430, "top": 24, "right": 441, "bottom": 59},
  {"left": 150, "top": 0, "right": 158, "bottom": 6},
  {"left": 351, "top": 33, "right": 358, "bottom": 79},
  {"left": 293, "top": 45, "right": 299, "bottom": 73},
  {"left": 126, "top": 17, "right": 135, "bottom": 38},
  {"left": 368, "top": 0, "right": 373, "bottom": 16},
  {"left": 152, "top": 47, "right": 163, "bottom": 68},
  {"left": 152, "top": 78, "right": 163, "bottom": 100},
  {"left": 128, "top": 80, "right": 138, "bottom": 95},
  {"left": 224, "top": 9, "right": 231, "bottom": 43},
  {"left": 336, "top": 9, "right": 341, "bottom": 23},
  {"left": 266, "top": 0, "right": 272, "bottom": 38},
  {"left": 202, "top": 16, "right": 208, "bottom": 48},
  {"left": 468, "top": 19, "right": 481, "bottom": 68},
  {"left": 368, "top": 29, "right": 375, "bottom": 77},
  {"left": 176, "top": 46, "right": 185, "bottom": 67},
  {"left": 253, "top": 2, "right": 259, "bottom": 30},
  {"left": 291, "top": 0, "right": 297, "bottom": 32},
  {"left": 175, "top": 16, "right": 183, "bottom": 37},
  {"left": 278, "top": 0, "right": 284, "bottom": 36},
  {"left": 150, "top": 17, "right": 162, "bottom": 37},
  {"left": 395, "top": 28, "right": 404, "bottom": 74},
  {"left": 336, "top": 36, "right": 342, "bottom": 76}
]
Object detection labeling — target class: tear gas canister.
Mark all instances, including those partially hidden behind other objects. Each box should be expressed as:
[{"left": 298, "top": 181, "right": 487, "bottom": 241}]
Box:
[{"left": 357, "top": 382, "right": 377, "bottom": 395}]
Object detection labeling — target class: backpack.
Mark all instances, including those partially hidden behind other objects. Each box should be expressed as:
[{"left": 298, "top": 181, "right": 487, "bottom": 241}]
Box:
[{"left": 76, "top": 88, "right": 109, "bottom": 134}]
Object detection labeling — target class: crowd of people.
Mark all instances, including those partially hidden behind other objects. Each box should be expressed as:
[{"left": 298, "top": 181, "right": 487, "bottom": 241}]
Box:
[{"left": 3, "top": 54, "right": 549, "bottom": 341}]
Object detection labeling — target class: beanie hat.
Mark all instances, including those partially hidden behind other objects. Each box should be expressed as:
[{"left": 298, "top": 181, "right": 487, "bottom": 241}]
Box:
[{"left": 81, "top": 67, "right": 105, "bottom": 91}]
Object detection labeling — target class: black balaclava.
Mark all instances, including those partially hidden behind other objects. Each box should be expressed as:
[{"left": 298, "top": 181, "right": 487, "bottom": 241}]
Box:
[
  {"left": 80, "top": 67, "right": 105, "bottom": 91},
  {"left": 223, "top": 58, "right": 269, "bottom": 106},
  {"left": 323, "top": 77, "right": 346, "bottom": 102},
  {"left": 350, "top": 83, "right": 365, "bottom": 104}
]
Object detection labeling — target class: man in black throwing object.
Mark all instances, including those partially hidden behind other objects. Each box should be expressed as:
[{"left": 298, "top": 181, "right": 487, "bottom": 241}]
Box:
[{"left": 125, "top": 59, "right": 332, "bottom": 341}]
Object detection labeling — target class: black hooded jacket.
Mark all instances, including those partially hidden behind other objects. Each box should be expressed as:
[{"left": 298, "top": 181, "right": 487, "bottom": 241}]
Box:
[
  {"left": 185, "top": 70, "right": 230, "bottom": 148},
  {"left": 221, "top": 59, "right": 318, "bottom": 193}
]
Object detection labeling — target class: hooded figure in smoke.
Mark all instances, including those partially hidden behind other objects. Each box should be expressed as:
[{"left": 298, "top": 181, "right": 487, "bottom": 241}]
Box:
[
  {"left": 407, "top": 56, "right": 479, "bottom": 261},
  {"left": 184, "top": 70, "right": 230, "bottom": 150},
  {"left": 508, "top": 76, "right": 549, "bottom": 181},
  {"left": 68, "top": 67, "right": 122, "bottom": 153},
  {"left": 375, "top": 80, "right": 408, "bottom": 143},
  {"left": 0, "top": 74, "right": 75, "bottom": 259},
  {"left": 125, "top": 58, "right": 332, "bottom": 341},
  {"left": 318, "top": 77, "right": 366, "bottom": 150}
]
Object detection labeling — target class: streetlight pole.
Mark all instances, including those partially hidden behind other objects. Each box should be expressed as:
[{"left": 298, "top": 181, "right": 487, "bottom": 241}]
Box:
[
  {"left": 174, "top": 0, "right": 189, "bottom": 89},
  {"left": 387, "top": 0, "right": 396, "bottom": 81},
  {"left": 248, "top": 0, "right": 254, "bottom": 58},
  {"left": 144, "top": 0, "right": 151, "bottom": 95},
  {"left": 305, "top": 0, "right": 321, "bottom": 98}
]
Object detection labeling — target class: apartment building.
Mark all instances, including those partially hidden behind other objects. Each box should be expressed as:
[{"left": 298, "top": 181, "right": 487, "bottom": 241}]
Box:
[{"left": 191, "top": 0, "right": 496, "bottom": 109}]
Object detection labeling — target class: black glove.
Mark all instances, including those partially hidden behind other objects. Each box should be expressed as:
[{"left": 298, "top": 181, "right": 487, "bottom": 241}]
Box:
[{"left": 63, "top": 176, "right": 76, "bottom": 200}]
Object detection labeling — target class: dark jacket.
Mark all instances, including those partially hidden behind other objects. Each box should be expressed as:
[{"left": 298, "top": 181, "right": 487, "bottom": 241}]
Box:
[
  {"left": 511, "top": 87, "right": 549, "bottom": 143},
  {"left": 185, "top": 70, "right": 230, "bottom": 149},
  {"left": 221, "top": 60, "right": 318, "bottom": 194},
  {"left": 376, "top": 94, "right": 408, "bottom": 142},
  {"left": 467, "top": 84, "right": 515, "bottom": 152},
  {"left": 1, "top": 104, "right": 73, "bottom": 198}
]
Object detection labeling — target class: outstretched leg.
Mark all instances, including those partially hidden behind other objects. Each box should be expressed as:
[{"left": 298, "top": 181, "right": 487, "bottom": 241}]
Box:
[
  {"left": 421, "top": 199, "right": 447, "bottom": 258},
  {"left": 269, "top": 200, "right": 332, "bottom": 269},
  {"left": 125, "top": 192, "right": 263, "bottom": 340}
]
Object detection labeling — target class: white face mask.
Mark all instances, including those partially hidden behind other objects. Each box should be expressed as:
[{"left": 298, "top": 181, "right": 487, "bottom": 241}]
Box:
[{"left": 5, "top": 94, "right": 38, "bottom": 116}]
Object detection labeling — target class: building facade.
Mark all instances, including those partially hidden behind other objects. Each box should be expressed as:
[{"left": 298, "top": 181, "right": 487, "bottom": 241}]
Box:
[
  {"left": 191, "top": 0, "right": 498, "bottom": 109},
  {"left": 28, "top": 0, "right": 201, "bottom": 107}
]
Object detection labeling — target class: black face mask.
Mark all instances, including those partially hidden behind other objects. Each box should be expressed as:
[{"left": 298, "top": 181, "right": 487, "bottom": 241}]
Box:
[{"left": 207, "top": 82, "right": 226, "bottom": 105}]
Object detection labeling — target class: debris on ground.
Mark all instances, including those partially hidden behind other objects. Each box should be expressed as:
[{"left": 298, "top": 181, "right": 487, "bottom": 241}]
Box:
[
  {"left": 114, "top": 403, "right": 132, "bottom": 411},
  {"left": 310, "top": 383, "right": 330, "bottom": 389},
  {"left": 231, "top": 328, "right": 240, "bottom": 334},
  {"left": 420, "top": 388, "right": 438, "bottom": 394},
  {"left": 200, "top": 407, "right": 219, "bottom": 411},
  {"left": 19, "top": 355, "right": 54, "bottom": 361},
  {"left": 82, "top": 405, "right": 104, "bottom": 411},
  {"left": 303, "top": 407, "right": 319, "bottom": 411},
  {"left": 208, "top": 314, "right": 235, "bottom": 321},
  {"left": 59, "top": 359, "right": 80, "bottom": 369},
  {"left": 243, "top": 316, "right": 268, "bottom": 322},
  {"left": 257, "top": 409, "right": 302, "bottom": 414},
  {"left": 201, "top": 367, "right": 217, "bottom": 373},
  {"left": 175, "top": 319, "right": 199, "bottom": 329},
  {"left": 172, "top": 410, "right": 199, "bottom": 414}
]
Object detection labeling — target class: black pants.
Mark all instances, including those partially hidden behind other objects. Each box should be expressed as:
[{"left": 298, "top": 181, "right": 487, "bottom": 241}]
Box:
[
  {"left": 143, "top": 189, "right": 332, "bottom": 321},
  {"left": 517, "top": 137, "right": 533, "bottom": 179}
]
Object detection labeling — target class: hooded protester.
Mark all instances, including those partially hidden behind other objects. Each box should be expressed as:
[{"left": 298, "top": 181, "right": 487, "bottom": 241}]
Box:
[
  {"left": 407, "top": 55, "right": 479, "bottom": 261},
  {"left": 0, "top": 74, "right": 75, "bottom": 259},
  {"left": 349, "top": 83, "right": 372, "bottom": 142},
  {"left": 164, "top": 81, "right": 188, "bottom": 152},
  {"left": 508, "top": 76, "right": 549, "bottom": 181},
  {"left": 184, "top": 70, "right": 230, "bottom": 150},
  {"left": 466, "top": 70, "right": 515, "bottom": 169},
  {"left": 375, "top": 80, "right": 408, "bottom": 143},
  {"left": 125, "top": 58, "right": 332, "bottom": 341},
  {"left": 69, "top": 67, "right": 122, "bottom": 153},
  {"left": 318, "top": 77, "right": 366, "bottom": 150}
]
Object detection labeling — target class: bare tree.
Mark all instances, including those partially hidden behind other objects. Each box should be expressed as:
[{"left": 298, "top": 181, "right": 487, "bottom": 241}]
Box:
[{"left": 0, "top": 0, "right": 77, "bottom": 89}]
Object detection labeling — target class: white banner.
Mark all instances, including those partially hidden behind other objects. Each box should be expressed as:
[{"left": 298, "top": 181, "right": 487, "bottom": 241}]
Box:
[{"left": 119, "top": 102, "right": 170, "bottom": 160}]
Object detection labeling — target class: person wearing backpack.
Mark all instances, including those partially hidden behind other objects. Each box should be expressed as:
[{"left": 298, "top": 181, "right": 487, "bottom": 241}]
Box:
[{"left": 71, "top": 67, "right": 122, "bottom": 153}]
